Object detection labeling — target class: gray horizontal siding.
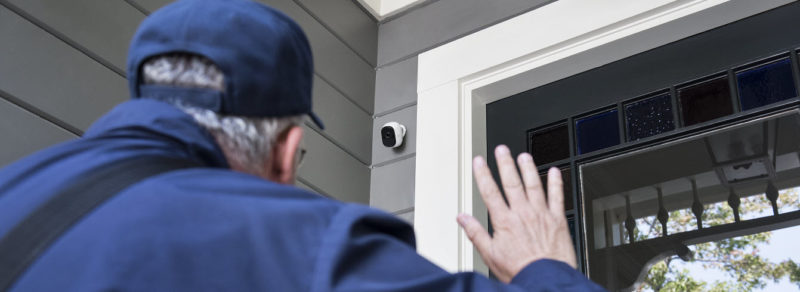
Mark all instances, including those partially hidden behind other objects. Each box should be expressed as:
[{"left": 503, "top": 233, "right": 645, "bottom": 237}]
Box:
[
  {"left": 0, "top": 0, "right": 375, "bottom": 204},
  {"left": 374, "top": 56, "right": 417, "bottom": 115},
  {"left": 369, "top": 155, "right": 414, "bottom": 213},
  {"left": 4, "top": 0, "right": 143, "bottom": 72},
  {"left": 0, "top": 97, "right": 77, "bottom": 166},
  {"left": 295, "top": 0, "right": 378, "bottom": 66},
  {"left": 126, "top": 0, "right": 166, "bottom": 13},
  {"left": 311, "top": 76, "right": 372, "bottom": 164},
  {"left": 300, "top": 125, "right": 370, "bottom": 204},
  {"left": 0, "top": 5, "right": 128, "bottom": 131},
  {"left": 377, "top": 0, "right": 554, "bottom": 67}
]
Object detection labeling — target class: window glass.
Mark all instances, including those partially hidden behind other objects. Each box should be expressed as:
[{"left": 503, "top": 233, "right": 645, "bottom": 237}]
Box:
[
  {"left": 637, "top": 215, "right": 800, "bottom": 291},
  {"left": 529, "top": 123, "right": 570, "bottom": 165},
  {"left": 625, "top": 93, "right": 675, "bottom": 141},
  {"left": 678, "top": 76, "right": 734, "bottom": 126},
  {"left": 576, "top": 109, "right": 620, "bottom": 154},
  {"left": 580, "top": 110, "right": 800, "bottom": 291},
  {"left": 737, "top": 58, "right": 797, "bottom": 111}
]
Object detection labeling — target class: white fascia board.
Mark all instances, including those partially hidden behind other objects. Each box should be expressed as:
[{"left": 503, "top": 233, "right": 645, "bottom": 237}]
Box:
[
  {"left": 355, "top": 0, "right": 381, "bottom": 18},
  {"left": 380, "top": 0, "right": 426, "bottom": 16},
  {"left": 419, "top": 0, "right": 725, "bottom": 93},
  {"left": 355, "top": 0, "right": 426, "bottom": 19}
]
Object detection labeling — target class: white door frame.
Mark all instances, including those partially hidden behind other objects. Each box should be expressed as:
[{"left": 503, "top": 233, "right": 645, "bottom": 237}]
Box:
[{"left": 413, "top": 0, "right": 794, "bottom": 274}]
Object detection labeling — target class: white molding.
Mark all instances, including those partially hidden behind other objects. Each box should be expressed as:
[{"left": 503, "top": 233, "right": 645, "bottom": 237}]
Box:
[
  {"left": 354, "top": 0, "right": 427, "bottom": 20},
  {"left": 414, "top": 81, "right": 460, "bottom": 271},
  {"left": 414, "top": 0, "right": 793, "bottom": 273},
  {"left": 354, "top": 0, "right": 381, "bottom": 18}
]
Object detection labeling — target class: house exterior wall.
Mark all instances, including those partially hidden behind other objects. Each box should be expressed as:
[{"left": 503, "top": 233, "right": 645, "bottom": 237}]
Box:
[
  {"left": 370, "top": 0, "right": 554, "bottom": 224},
  {"left": 0, "top": 0, "right": 376, "bottom": 204}
]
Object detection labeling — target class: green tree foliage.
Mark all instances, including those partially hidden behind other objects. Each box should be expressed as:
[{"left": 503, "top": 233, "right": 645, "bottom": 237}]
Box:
[{"left": 635, "top": 188, "right": 800, "bottom": 291}]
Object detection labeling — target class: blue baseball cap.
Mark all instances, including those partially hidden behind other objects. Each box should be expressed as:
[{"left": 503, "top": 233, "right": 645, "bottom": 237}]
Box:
[{"left": 127, "top": 0, "right": 324, "bottom": 129}]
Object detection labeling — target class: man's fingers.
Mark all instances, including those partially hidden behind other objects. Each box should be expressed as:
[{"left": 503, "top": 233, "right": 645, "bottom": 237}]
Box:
[
  {"left": 517, "top": 153, "right": 546, "bottom": 209},
  {"left": 495, "top": 145, "right": 527, "bottom": 207},
  {"left": 547, "top": 167, "right": 565, "bottom": 216},
  {"left": 473, "top": 156, "right": 508, "bottom": 218},
  {"left": 457, "top": 214, "right": 492, "bottom": 260}
]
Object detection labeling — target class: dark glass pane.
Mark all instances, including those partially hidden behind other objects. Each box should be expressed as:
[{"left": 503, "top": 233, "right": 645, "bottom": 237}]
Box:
[
  {"left": 567, "top": 215, "right": 577, "bottom": 251},
  {"left": 678, "top": 76, "right": 733, "bottom": 126},
  {"left": 624, "top": 94, "right": 675, "bottom": 141},
  {"left": 737, "top": 58, "right": 797, "bottom": 111},
  {"left": 529, "top": 124, "right": 570, "bottom": 165},
  {"left": 540, "top": 168, "right": 573, "bottom": 211},
  {"left": 575, "top": 109, "right": 620, "bottom": 154}
]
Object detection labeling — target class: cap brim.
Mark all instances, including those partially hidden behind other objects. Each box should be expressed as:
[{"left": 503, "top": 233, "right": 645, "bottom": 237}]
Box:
[{"left": 309, "top": 112, "right": 325, "bottom": 130}]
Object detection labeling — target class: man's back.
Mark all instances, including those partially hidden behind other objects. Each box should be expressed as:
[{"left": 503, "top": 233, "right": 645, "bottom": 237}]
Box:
[
  {"left": 0, "top": 99, "right": 334, "bottom": 290},
  {"left": 0, "top": 100, "right": 602, "bottom": 291}
]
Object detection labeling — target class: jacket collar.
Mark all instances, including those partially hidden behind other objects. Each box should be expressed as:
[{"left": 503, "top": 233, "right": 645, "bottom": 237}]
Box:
[{"left": 84, "top": 99, "right": 229, "bottom": 168}]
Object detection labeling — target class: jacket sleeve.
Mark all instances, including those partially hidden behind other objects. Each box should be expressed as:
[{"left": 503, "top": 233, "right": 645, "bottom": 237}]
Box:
[{"left": 311, "top": 204, "right": 606, "bottom": 292}]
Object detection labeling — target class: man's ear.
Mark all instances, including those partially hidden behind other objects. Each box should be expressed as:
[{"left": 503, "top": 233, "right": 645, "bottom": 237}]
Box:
[{"left": 270, "top": 126, "right": 304, "bottom": 184}]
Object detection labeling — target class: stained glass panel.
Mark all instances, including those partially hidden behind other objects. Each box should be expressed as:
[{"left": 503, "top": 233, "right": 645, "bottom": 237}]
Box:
[
  {"left": 529, "top": 124, "right": 570, "bottom": 166},
  {"left": 576, "top": 109, "right": 620, "bottom": 154},
  {"left": 737, "top": 58, "right": 797, "bottom": 111},
  {"left": 625, "top": 93, "right": 675, "bottom": 141},
  {"left": 678, "top": 76, "right": 734, "bottom": 126}
]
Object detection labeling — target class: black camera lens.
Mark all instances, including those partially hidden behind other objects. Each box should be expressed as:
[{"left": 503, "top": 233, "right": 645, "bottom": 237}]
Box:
[{"left": 381, "top": 126, "right": 396, "bottom": 147}]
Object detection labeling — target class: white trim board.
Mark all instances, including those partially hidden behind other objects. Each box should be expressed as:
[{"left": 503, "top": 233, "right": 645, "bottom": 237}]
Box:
[
  {"left": 354, "top": 0, "right": 426, "bottom": 20},
  {"left": 413, "top": 0, "right": 793, "bottom": 274}
]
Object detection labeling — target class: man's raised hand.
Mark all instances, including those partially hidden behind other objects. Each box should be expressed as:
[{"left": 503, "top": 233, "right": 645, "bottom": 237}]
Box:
[{"left": 456, "top": 145, "right": 577, "bottom": 283}]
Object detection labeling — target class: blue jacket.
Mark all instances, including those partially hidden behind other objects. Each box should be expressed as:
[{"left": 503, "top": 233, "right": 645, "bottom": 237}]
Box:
[{"left": 0, "top": 100, "right": 604, "bottom": 291}]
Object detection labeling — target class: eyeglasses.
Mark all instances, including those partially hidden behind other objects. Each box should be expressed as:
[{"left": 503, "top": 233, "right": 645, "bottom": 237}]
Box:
[{"left": 297, "top": 147, "right": 307, "bottom": 167}]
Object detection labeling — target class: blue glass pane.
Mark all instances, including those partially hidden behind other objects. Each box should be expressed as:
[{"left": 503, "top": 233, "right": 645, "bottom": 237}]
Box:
[
  {"left": 625, "top": 94, "right": 675, "bottom": 141},
  {"left": 737, "top": 58, "right": 797, "bottom": 111},
  {"left": 576, "top": 109, "right": 620, "bottom": 154}
]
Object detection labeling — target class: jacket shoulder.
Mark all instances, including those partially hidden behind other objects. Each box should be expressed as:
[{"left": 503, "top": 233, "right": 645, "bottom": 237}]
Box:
[{"left": 137, "top": 167, "right": 329, "bottom": 202}]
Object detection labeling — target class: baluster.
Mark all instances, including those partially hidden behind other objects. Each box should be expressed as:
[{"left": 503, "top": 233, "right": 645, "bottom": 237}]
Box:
[
  {"left": 690, "top": 179, "right": 703, "bottom": 229},
  {"left": 624, "top": 195, "right": 636, "bottom": 244},
  {"left": 728, "top": 187, "right": 741, "bottom": 222},
  {"left": 765, "top": 181, "right": 779, "bottom": 216},
  {"left": 656, "top": 187, "right": 669, "bottom": 237}
]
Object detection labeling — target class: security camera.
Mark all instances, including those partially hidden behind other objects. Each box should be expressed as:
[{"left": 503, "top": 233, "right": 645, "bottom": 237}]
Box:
[{"left": 381, "top": 122, "right": 406, "bottom": 148}]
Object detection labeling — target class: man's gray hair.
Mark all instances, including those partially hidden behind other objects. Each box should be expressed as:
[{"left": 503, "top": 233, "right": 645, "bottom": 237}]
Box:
[{"left": 142, "top": 54, "right": 303, "bottom": 176}]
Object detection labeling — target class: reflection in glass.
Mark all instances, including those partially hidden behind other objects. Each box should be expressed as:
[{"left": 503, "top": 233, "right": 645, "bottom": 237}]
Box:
[
  {"left": 625, "top": 94, "right": 675, "bottom": 141},
  {"left": 580, "top": 110, "right": 800, "bottom": 291},
  {"left": 529, "top": 124, "right": 570, "bottom": 165},
  {"left": 737, "top": 58, "right": 797, "bottom": 111},
  {"left": 678, "top": 76, "right": 734, "bottom": 126},
  {"left": 576, "top": 109, "right": 620, "bottom": 154},
  {"left": 637, "top": 200, "right": 800, "bottom": 291},
  {"left": 701, "top": 201, "right": 735, "bottom": 228}
]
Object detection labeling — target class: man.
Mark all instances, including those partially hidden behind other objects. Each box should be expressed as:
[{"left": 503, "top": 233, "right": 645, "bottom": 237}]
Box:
[{"left": 0, "top": 0, "right": 604, "bottom": 290}]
